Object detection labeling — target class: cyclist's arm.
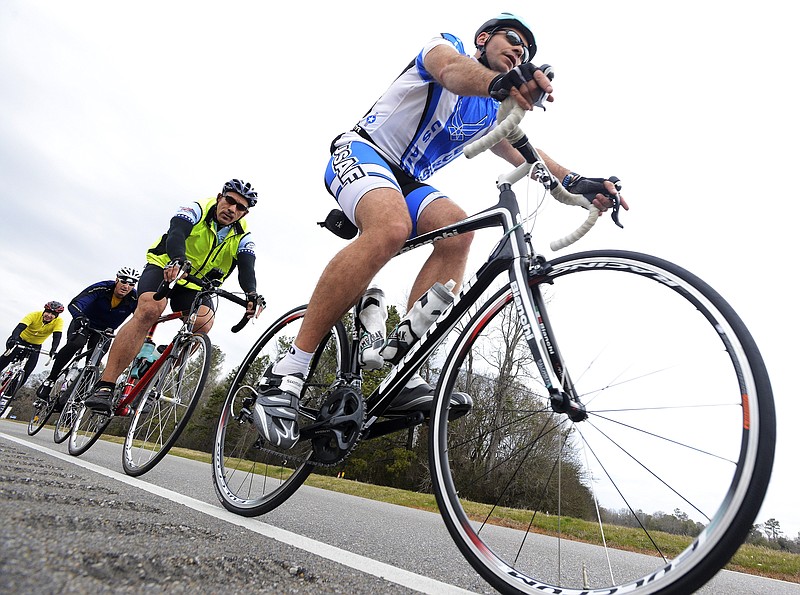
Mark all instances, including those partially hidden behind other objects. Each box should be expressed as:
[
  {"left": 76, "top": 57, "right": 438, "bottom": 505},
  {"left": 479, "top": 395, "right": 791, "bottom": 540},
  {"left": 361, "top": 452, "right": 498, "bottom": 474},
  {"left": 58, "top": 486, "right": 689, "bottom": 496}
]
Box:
[
  {"left": 236, "top": 234, "right": 257, "bottom": 293},
  {"left": 236, "top": 253, "right": 257, "bottom": 294},
  {"left": 492, "top": 141, "right": 628, "bottom": 211},
  {"left": 50, "top": 331, "right": 62, "bottom": 355},
  {"left": 6, "top": 323, "right": 26, "bottom": 349},
  {"left": 424, "top": 43, "right": 553, "bottom": 110},
  {"left": 491, "top": 142, "right": 572, "bottom": 182},
  {"left": 424, "top": 43, "right": 497, "bottom": 97},
  {"left": 164, "top": 216, "right": 193, "bottom": 262},
  {"left": 236, "top": 233, "right": 261, "bottom": 317}
]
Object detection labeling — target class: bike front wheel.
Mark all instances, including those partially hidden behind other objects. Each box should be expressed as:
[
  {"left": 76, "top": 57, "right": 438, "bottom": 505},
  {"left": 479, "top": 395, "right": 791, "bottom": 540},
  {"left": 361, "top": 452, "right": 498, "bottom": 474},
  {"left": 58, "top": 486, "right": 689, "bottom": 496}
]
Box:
[
  {"left": 27, "top": 371, "right": 67, "bottom": 436},
  {"left": 429, "top": 250, "right": 775, "bottom": 595},
  {"left": 0, "top": 370, "right": 23, "bottom": 416},
  {"left": 68, "top": 368, "right": 111, "bottom": 456},
  {"left": 122, "top": 333, "right": 211, "bottom": 476},
  {"left": 212, "top": 305, "right": 349, "bottom": 517},
  {"left": 53, "top": 368, "right": 85, "bottom": 444}
]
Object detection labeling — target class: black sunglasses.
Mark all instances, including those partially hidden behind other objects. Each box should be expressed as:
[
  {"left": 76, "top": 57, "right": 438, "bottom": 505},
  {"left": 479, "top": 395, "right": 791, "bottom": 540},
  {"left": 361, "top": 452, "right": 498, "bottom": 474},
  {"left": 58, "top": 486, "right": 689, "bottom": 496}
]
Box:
[
  {"left": 117, "top": 278, "right": 136, "bottom": 286},
  {"left": 222, "top": 194, "right": 249, "bottom": 212},
  {"left": 492, "top": 29, "right": 532, "bottom": 63}
]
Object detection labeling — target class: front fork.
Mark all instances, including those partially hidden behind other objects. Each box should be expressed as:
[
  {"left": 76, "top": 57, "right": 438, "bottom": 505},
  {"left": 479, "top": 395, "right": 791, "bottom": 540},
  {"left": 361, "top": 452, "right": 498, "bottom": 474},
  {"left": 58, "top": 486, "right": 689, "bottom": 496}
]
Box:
[{"left": 519, "top": 252, "right": 588, "bottom": 423}]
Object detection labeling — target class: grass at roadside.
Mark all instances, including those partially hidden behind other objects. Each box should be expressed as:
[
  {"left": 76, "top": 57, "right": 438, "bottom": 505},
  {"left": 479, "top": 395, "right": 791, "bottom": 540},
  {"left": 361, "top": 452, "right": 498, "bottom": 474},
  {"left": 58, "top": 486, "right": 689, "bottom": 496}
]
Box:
[
  {"left": 28, "top": 428, "right": 800, "bottom": 584},
  {"left": 163, "top": 444, "right": 799, "bottom": 583}
]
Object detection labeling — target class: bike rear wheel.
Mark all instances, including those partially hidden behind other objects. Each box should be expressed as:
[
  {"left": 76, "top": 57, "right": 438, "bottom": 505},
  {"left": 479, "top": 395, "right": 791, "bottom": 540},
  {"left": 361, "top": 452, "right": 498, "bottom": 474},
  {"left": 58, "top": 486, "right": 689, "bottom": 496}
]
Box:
[
  {"left": 429, "top": 250, "right": 775, "bottom": 595},
  {"left": 67, "top": 368, "right": 111, "bottom": 456},
  {"left": 212, "top": 305, "right": 349, "bottom": 516},
  {"left": 122, "top": 333, "right": 211, "bottom": 476}
]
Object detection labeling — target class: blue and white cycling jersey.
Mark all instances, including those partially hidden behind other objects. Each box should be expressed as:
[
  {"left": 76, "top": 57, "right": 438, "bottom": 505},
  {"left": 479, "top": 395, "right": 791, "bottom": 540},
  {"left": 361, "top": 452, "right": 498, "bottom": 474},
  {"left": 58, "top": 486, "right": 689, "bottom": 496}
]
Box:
[{"left": 349, "top": 33, "right": 500, "bottom": 181}]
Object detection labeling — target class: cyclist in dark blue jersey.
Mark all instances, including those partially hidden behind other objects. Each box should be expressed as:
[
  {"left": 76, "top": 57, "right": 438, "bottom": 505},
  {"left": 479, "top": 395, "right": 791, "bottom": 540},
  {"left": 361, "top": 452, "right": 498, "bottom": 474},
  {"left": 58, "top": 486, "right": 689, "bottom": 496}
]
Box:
[
  {"left": 35, "top": 267, "right": 140, "bottom": 403},
  {"left": 253, "top": 13, "right": 628, "bottom": 448}
]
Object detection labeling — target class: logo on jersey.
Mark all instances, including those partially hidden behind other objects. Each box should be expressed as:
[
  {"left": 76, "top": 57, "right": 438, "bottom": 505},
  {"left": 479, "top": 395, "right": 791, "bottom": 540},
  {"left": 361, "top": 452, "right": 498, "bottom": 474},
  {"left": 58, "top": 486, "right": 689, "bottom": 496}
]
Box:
[
  {"left": 331, "top": 143, "right": 366, "bottom": 186},
  {"left": 447, "top": 98, "right": 488, "bottom": 141}
]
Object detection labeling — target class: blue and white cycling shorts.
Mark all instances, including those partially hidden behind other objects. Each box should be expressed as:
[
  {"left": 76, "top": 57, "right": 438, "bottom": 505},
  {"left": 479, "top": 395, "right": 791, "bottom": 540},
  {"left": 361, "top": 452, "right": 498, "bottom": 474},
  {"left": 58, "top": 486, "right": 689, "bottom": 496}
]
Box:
[{"left": 324, "top": 134, "right": 446, "bottom": 238}]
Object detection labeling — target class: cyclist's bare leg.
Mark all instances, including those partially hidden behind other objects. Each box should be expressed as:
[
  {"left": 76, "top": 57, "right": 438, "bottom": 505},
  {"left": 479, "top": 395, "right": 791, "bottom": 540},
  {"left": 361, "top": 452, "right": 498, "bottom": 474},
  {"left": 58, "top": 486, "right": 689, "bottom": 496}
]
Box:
[
  {"left": 406, "top": 198, "right": 474, "bottom": 306},
  {"left": 99, "top": 293, "right": 166, "bottom": 383},
  {"left": 294, "top": 187, "right": 411, "bottom": 353}
]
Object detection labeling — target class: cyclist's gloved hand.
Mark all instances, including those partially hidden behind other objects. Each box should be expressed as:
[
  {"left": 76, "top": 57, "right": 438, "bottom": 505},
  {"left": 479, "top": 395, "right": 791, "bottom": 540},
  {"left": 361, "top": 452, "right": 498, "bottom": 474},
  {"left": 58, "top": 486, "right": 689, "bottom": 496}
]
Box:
[
  {"left": 49, "top": 349, "right": 57, "bottom": 358},
  {"left": 5, "top": 337, "right": 17, "bottom": 350},
  {"left": 75, "top": 316, "right": 91, "bottom": 334},
  {"left": 563, "top": 173, "right": 620, "bottom": 204},
  {"left": 164, "top": 258, "right": 189, "bottom": 283},
  {"left": 245, "top": 292, "right": 265, "bottom": 319},
  {"left": 488, "top": 63, "right": 539, "bottom": 101},
  {"left": 563, "top": 173, "right": 627, "bottom": 228}
]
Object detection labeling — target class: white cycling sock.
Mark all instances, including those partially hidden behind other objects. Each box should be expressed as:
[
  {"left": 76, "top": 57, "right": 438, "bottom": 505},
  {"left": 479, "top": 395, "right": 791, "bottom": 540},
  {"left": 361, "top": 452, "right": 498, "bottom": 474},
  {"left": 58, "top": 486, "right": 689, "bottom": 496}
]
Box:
[{"left": 272, "top": 343, "right": 313, "bottom": 378}]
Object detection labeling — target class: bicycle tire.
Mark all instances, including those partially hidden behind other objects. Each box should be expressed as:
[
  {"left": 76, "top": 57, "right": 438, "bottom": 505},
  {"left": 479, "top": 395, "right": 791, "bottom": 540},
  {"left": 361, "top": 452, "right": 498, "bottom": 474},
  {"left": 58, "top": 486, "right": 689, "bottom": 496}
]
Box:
[
  {"left": 122, "top": 332, "right": 212, "bottom": 476},
  {"left": 67, "top": 368, "right": 111, "bottom": 456},
  {"left": 429, "top": 249, "right": 775, "bottom": 595},
  {"left": 212, "top": 305, "right": 349, "bottom": 516},
  {"left": 54, "top": 365, "right": 90, "bottom": 444},
  {"left": 27, "top": 370, "right": 67, "bottom": 436}
]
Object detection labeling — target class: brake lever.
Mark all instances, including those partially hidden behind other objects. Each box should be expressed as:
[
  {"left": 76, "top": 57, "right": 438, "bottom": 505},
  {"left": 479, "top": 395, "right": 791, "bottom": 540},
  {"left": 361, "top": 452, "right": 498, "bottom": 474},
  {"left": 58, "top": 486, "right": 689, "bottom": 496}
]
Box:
[
  {"left": 532, "top": 64, "right": 554, "bottom": 110},
  {"left": 608, "top": 176, "right": 624, "bottom": 229}
]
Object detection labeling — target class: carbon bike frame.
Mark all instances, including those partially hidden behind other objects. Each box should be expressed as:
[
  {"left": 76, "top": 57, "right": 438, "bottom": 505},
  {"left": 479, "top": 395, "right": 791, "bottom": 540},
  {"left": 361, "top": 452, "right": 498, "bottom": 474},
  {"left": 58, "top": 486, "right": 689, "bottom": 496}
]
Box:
[{"left": 342, "top": 172, "right": 576, "bottom": 431}]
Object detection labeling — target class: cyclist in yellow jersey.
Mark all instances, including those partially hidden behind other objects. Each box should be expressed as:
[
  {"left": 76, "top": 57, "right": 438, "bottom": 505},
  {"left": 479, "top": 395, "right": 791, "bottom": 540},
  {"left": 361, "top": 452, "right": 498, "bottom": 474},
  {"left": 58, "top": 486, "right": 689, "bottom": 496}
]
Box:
[
  {"left": 85, "top": 179, "right": 264, "bottom": 414},
  {"left": 0, "top": 301, "right": 65, "bottom": 388}
]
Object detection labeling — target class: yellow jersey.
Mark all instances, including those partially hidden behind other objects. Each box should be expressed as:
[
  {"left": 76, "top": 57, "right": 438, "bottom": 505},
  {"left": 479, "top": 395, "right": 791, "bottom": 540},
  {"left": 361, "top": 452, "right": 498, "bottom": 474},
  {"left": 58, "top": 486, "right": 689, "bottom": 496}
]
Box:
[{"left": 19, "top": 311, "right": 64, "bottom": 345}]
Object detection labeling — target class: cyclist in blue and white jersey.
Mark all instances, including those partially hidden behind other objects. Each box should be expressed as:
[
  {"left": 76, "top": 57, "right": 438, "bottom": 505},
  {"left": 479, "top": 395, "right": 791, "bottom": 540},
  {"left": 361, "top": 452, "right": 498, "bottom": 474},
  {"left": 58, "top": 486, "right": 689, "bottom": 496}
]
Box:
[{"left": 252, "top": 13, "right": 629, "bottom": 448}]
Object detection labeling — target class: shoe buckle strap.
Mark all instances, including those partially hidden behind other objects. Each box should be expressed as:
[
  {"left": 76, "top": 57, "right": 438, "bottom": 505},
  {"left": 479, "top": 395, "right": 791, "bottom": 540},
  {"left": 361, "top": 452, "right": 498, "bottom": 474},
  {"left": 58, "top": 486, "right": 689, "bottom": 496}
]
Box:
[{"left": 278, "top": 375, "right": 303, "bottom": 398}]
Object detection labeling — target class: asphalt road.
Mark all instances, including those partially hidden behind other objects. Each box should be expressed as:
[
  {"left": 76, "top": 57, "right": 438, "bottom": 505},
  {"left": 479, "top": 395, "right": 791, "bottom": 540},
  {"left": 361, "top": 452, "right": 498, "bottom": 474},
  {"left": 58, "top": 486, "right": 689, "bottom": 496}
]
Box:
[{"left": 1, "top": 418, "right": 797, "bottom": 594}]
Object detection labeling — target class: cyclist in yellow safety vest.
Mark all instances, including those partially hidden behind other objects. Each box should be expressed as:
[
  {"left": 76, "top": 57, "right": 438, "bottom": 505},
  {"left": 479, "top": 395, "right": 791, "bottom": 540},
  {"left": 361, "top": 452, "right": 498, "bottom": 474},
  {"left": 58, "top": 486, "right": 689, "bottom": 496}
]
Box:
[{"left": 85, "top": 179, "right": 265, "bottom": 414}]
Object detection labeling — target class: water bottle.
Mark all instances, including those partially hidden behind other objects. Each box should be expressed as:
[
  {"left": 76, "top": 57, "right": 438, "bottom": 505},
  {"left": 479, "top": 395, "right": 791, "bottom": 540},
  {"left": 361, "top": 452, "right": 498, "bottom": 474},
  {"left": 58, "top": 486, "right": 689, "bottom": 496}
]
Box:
[
  {"left": 130, "top": 339, "right": 156, "bottom": 379},
  {"left": 61, "top": 366, "right": 80, "bottom": 392},
  {"left": 357, "top": 287, "right": 387, "bottom": 370},
  {"left": 380, "top": 280, "right": 456, "bottom": 364}
]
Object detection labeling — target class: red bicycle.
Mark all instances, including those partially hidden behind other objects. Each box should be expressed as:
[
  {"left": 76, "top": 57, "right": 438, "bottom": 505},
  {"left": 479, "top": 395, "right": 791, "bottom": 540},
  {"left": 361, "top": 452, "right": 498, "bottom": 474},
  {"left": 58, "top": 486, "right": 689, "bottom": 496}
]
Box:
[{"left": 68, "top": 267, "right": 260, "bottom": 477}]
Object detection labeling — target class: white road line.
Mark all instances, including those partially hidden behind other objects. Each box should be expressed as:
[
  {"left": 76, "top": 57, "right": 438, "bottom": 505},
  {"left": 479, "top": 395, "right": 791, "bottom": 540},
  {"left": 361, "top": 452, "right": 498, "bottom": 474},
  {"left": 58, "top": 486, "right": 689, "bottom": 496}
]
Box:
[{"left": 1, "top": 432, "right": 478, "bottom": 595}]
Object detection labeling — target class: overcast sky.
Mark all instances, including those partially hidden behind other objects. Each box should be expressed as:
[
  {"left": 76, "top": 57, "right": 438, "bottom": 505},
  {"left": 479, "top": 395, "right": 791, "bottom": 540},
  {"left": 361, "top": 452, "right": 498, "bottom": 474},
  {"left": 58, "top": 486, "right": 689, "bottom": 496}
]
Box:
[{"left": 1, "top": 1, "right": 797, "bottom": 538}]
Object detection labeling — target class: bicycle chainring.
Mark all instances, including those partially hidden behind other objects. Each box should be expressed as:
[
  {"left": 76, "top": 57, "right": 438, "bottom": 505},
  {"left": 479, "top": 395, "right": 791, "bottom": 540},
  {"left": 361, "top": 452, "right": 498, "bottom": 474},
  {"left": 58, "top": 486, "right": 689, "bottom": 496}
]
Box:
[{"left": 308, "top": 385, "right": 364, "bottom": 466}]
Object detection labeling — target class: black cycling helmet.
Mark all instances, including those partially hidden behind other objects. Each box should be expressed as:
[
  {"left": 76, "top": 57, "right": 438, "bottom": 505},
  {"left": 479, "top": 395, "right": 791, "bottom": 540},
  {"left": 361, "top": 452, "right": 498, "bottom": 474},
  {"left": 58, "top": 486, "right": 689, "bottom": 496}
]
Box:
[
  {"left": 475, "top": 12, "right": 537, "bottom": 63},
  {"left": 44, "top": 300, "right": 64, "bottom": 314},
  {"left": 116, "top": 266, "right": 140, "bottom": 284},
  {"left": 222, "top": 179, "right": 258, "bottom": 207}
]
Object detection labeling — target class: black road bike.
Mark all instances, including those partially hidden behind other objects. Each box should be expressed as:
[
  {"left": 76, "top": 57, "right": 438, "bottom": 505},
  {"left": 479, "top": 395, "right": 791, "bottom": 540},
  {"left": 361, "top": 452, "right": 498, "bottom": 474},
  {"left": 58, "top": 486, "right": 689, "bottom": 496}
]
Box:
[
  {"left": 211, "top": 99, "right": 775, "bottom": 595},
  {"left": 28, "top": 328, "right": 114, "bottom": 441}
]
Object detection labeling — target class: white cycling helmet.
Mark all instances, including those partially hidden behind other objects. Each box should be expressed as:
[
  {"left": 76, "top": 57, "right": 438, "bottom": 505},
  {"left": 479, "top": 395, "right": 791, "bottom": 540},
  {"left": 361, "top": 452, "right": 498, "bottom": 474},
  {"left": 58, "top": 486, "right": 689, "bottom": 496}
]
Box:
[{"left": 116, "top": 266, "right": 140, "bottom": 284}]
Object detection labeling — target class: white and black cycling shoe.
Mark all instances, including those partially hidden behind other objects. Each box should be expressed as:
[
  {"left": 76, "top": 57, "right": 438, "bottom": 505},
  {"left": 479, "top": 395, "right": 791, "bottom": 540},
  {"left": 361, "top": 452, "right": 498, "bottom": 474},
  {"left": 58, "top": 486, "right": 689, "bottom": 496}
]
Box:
[
  {"left": 385, "top": 376, "right": 473, "bottom": 420},
  {"left": 251, "top": 366, "right": 303, "bottom": 449}
]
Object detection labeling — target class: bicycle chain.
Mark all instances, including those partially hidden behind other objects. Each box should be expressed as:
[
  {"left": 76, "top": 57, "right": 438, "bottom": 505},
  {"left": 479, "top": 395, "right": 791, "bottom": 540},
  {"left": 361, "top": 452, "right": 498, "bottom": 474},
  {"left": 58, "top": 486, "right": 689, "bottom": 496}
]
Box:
[{"left": 252, "top": 421, "right": 366, "bottom": 468}]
